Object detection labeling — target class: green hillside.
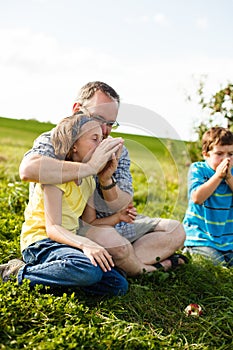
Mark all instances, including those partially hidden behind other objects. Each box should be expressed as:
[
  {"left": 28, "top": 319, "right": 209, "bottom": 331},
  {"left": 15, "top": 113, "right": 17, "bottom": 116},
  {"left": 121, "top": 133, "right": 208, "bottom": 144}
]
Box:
[
  {"left": 0, "top": 116, "right": 54, "bottom": 135},
  {"left": 0, "top": 116, "right": 185, "bottom": 156}
]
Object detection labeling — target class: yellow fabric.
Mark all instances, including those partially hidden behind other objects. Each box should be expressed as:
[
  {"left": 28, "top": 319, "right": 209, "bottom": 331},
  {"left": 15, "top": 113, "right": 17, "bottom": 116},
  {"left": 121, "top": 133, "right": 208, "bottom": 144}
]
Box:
[{"left": 20, "top": 177, "right": 95, "bottom": 252}]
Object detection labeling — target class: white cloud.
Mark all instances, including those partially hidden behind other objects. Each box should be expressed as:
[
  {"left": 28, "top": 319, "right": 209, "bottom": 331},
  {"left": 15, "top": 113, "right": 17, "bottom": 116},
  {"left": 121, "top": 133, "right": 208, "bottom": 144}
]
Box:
[
  {"left": 1, "top": 27, "right": 233, "bottom": 141},
  {"left": 0, "top": 28, "right": 59, "bottom": 72},
  {"left": 153, "top": 13, "right": 170, "bottom": 27},
  {"left": 195, "top": 17, "right": 209, "bottom": 30},
  {"left": 124, "top": 15, "right": 150, "bottom": 24}
]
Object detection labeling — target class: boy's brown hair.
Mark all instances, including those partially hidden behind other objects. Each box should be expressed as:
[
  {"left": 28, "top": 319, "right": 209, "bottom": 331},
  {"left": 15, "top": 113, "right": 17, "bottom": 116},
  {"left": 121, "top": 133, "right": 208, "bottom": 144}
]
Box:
[{"left": 202, "top": 127, "right": 233, "bottom": 153}]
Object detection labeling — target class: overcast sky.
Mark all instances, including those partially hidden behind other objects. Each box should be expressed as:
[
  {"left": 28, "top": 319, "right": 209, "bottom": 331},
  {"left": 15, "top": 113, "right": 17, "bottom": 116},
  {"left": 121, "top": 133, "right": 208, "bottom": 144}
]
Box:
[{"left": 1, "top": 0, "right": 233, "bottom": 140}]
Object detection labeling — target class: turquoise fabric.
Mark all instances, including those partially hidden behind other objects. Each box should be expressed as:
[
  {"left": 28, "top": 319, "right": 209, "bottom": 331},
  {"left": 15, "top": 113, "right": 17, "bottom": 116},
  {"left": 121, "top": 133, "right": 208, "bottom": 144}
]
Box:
[{"left": 183, "top": 161, "right": 233, "bottom": 251}]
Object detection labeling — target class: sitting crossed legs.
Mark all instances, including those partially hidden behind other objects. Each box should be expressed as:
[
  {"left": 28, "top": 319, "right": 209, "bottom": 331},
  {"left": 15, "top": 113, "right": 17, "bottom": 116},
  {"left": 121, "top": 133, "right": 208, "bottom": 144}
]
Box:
[{"left": 81, "top": 218, "right": 187, "bottom": 276}]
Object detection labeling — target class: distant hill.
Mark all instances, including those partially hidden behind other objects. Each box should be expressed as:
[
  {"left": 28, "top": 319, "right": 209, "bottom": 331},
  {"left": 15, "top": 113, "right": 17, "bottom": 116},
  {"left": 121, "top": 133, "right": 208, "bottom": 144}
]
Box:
[
  {"left": 0, "top": 116, "right": 190, "bottom": 162},
  {"left": 0, "top": 116, "right": 55, "bottom": 135}
]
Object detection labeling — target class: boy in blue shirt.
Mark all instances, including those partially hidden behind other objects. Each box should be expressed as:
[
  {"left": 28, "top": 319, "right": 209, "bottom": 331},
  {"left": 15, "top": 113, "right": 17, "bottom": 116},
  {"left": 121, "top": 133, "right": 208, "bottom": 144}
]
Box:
[{"left": 183, "top": 127, "right": 233, "bottom": 267}]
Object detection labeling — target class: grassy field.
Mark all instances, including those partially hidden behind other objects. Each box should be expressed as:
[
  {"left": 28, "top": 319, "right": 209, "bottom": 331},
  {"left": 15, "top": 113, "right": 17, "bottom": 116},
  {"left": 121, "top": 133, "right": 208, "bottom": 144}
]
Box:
[{"left": 0, "top": 116, "right": 232, "bottom": 349}]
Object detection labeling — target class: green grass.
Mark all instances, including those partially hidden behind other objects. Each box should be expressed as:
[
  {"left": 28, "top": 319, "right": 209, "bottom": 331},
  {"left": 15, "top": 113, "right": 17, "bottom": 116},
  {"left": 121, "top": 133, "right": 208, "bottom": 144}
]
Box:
[{"left": 0, "top": 117, "right": 233, "bottom": 349}]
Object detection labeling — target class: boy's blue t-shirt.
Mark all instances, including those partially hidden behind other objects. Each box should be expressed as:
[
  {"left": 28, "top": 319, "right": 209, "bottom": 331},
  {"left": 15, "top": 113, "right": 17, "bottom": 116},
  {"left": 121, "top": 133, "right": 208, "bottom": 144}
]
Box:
[{"left": 183, "top": 161, "right": 233, "bottom": 251}]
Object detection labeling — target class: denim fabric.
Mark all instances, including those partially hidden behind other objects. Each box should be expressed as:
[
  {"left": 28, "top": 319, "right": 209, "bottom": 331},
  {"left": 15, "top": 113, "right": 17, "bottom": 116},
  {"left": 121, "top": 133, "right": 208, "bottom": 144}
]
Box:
[
  {"left": 183, "top": 246, "right": 233, "bottom": 267},
  {"left": 18, "top": 238, "right": 128, "bottom": 296}
]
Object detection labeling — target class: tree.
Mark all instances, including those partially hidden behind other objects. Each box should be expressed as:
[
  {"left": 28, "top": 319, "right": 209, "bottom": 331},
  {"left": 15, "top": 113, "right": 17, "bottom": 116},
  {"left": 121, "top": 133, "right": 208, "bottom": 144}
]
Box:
[
  {"left": 187, "top": 79, "right": 233, "bottom": 162},
  {"left": 197, "top": 81, "right": 233, "bottom": 130}
]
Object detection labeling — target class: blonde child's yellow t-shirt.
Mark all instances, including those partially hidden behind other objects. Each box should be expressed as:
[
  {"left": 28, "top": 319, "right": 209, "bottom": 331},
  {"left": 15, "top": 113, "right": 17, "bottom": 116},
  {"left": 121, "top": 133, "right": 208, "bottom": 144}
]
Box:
[{"left": 20, "top": 177, "right": 95, "bottom": 252}]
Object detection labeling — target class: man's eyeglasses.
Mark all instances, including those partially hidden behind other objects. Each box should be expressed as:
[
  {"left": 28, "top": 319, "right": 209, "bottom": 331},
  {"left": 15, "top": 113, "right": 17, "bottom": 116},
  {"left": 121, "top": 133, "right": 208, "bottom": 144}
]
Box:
[{"left": 92, "top": 115, "right": 120, "bottom": 130}]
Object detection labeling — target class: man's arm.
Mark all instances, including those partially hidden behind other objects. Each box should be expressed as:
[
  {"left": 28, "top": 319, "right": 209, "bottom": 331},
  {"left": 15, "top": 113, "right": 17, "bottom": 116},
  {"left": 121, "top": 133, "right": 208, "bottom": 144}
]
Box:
[
  {"left": 19, "top": 130, "right": 95, "bottom": 183},
  {"left": 19, "top": 132, "right": 124, "bottom": 184},
  {"left": 98, "top": 181, "right": 132, "bottom": 212},
  {"left": 19, "top": 154, "right": 88, "bottom": 184}
]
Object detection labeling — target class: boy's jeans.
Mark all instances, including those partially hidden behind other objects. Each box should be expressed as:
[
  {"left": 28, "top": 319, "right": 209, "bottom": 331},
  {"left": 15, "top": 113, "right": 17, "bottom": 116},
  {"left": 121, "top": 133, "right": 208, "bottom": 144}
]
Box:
[
  {"left": 184, "top": 246, "right": 233, "bottom": 267},
  {"left": 18, "top": 238, "right": 128, "bottom": 296}
]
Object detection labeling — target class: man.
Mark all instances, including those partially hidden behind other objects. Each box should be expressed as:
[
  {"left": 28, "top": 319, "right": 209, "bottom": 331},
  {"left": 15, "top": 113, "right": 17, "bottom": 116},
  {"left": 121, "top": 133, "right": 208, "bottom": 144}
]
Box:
[{"left": 13, "top": 82, "right": 187, "bottom": 276}]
